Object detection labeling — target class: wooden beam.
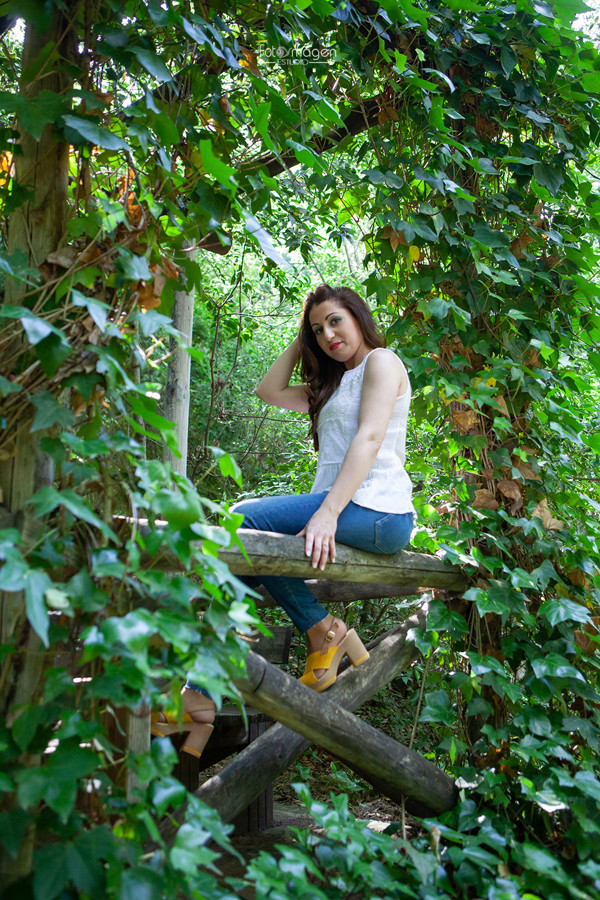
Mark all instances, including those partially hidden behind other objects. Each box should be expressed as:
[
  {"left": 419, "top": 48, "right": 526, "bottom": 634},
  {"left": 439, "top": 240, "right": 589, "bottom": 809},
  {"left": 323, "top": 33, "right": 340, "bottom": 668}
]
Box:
[
  {"left": 137, "top": 527, "right": 467, "bottom": 591},
  {"left": 254, "top": 580, "right": 422, "bottom": 608},
  {"left": 218, "top": 529, "right": 467, "bottom": 591}
]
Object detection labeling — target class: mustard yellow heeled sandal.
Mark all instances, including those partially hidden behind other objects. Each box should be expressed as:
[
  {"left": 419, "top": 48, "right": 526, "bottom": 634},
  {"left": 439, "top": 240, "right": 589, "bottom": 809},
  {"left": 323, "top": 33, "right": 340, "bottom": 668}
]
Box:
[
  {"left": 299, "top": 626, "right": 369, "bottom": 692},
  {"left": 150, "top": 713, "right": 214, "bottom": 758}
]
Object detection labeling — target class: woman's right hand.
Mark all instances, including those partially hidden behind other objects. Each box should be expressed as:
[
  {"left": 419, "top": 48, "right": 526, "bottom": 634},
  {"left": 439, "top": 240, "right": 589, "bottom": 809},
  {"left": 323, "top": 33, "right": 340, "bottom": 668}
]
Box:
[{"left": 297, "top": 505, "right": 339, "bottom": 570}]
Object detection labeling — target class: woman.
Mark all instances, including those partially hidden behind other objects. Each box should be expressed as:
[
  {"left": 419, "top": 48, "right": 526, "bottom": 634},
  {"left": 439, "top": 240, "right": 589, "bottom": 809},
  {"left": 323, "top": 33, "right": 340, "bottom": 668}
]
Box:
[
  {"left": 152, "top": 284, "right": 414, "bottom": 753},
  {"left": 233, "top": 283, "right": 415, "bottom": 691}
]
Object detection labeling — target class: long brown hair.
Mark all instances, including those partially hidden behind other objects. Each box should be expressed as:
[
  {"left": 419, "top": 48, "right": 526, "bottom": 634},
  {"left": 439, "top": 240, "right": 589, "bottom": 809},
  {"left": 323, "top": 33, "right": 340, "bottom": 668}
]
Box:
[{"left": 299, "top": 284, "right": 385, "bottom": 449}]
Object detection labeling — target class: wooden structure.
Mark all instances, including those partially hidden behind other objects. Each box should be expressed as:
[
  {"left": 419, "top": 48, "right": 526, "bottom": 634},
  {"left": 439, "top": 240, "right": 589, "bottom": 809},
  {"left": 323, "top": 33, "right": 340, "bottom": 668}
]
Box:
[{"left": 144, "top": 527, "right": 468, "bottom": 835}]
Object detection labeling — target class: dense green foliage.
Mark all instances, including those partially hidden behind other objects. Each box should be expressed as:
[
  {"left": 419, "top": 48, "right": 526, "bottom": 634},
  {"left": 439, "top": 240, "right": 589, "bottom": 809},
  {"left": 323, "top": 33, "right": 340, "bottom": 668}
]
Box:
[{"left": 1, "top": 0, "right": 600, "bottom": 898}]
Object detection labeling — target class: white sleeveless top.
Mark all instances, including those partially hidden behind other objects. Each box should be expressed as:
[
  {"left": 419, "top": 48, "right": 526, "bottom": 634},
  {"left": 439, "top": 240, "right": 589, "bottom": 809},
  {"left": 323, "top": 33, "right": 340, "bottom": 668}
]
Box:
[{"left": 310, "top": 348, "right": 414, "bottom": 514}]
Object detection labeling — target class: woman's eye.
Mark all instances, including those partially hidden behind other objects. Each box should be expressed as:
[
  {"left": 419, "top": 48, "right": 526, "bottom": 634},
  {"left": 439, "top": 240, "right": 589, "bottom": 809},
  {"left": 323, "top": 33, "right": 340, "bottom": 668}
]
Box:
[{"left": 331, "top": 317, "right": 341, "bottom": 325}]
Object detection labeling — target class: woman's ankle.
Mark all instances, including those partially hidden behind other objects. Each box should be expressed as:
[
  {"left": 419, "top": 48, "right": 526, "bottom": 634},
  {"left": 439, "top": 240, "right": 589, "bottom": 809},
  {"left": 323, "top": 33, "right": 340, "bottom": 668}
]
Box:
[{"left": 306, "top": 614, "right": 347, "bottom": 656}]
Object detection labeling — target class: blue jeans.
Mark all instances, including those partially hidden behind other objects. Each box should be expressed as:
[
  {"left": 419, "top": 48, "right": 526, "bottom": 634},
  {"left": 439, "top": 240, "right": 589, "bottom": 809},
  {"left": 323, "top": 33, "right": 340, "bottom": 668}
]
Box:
[{"left": 232, "top": 493, "right": 414, "bottom": 633}]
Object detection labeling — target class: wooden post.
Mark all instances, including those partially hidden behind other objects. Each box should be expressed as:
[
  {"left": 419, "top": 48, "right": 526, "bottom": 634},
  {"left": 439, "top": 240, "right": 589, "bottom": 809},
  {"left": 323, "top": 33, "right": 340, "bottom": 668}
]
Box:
[{"left": 164, "top": 259, "right": 195, "bottom": 477}]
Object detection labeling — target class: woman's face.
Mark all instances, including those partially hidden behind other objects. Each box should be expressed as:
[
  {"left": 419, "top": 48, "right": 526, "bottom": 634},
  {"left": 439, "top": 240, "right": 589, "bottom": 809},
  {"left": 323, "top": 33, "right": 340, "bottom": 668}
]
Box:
[{"left": 308, "top": 300, "right": 369, "bottom": 369}]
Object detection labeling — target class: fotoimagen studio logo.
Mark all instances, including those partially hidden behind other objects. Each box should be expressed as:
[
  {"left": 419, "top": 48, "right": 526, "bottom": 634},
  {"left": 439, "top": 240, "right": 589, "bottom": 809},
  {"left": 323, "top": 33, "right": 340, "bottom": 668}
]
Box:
[{"left": 259, "top": 43, "right": 333, "bottom": 65}]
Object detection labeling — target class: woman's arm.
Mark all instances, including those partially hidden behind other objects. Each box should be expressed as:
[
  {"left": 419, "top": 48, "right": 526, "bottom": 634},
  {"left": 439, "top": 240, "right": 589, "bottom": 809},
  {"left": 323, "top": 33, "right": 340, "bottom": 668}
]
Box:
[
  {"left": 299, "top": 349, "right": 406, "bottom": 569},
  {"left": 255, "top": 337, "right": 309, "bottom": 413}
]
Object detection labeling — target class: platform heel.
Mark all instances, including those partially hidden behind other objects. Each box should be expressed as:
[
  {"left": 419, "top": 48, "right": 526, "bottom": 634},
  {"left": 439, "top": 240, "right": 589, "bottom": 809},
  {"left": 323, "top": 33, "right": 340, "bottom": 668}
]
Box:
[
  {"left": 150, "top": 715, "right": 214, "bottom": 759},
  {"left": 300, "top": 626, "right": 370, "bottom": 692}
]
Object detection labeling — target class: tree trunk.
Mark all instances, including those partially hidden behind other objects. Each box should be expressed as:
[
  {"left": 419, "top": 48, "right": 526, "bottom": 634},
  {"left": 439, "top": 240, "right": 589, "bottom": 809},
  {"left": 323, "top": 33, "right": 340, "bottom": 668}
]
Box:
[
  {"left": 164, "top": 255, "right": 195, "bottom": 476},
  {"left": 232, "top": 650, "right": 457, "bottom": 816},
  {"left": 0, "top": 5, "right": 78, "bottom": 885}
]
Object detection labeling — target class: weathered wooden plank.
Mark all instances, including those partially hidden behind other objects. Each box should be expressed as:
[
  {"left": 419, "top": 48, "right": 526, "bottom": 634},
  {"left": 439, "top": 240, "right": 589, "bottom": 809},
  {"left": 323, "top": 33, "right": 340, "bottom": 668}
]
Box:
[
  {"left": 255, "top": 580, "right": 422, "bottom": 607},
  {"left": 137, "top": 527, "right": 467, "bottom": 591}
]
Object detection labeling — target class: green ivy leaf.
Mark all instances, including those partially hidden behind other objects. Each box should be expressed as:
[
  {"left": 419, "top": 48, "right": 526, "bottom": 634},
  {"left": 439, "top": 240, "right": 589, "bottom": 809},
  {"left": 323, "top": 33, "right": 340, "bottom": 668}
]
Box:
[
  {"left": 25, "top": 570, "right": 52, "bottom": 647},
  {"left": 0, "top": 808, "right": 31, "bottom": 860},
  {"left": 18, "top": 90, "right": 67, "bottom": 140},
  {"left": 115, "top": 250, "right": 152, "bottom": 282},
  {"left": 581, "top": 71, "right": 600, "bottom": 94},
  {"left": 33, "top": 844, "right": 70, "bottom": 900},
  {"left": 538, "top": 596, "right": 591, "bottom": 627},
  {"left": 242, "top": 211, "right": 291, "bottom": 269},
  {"left": 71, "top": 289, "right": 109, "bottom": 332},
  {"left": 0, "top": 375, "right": 22, "bottom": 398},
  {"left": 533, "top": 163, "right": 564, "bottom": 196},
  {"left": 120, "top": 866, "right": 164, "bottom": 900},
  {"left": 149, "top": 777, "right": 187, "bottom": 817},
  {"left": 30, "top": 392, "right": 75, "bottom": 432},
  {"left": 198, "top": 138, "right": 237, "bottom": 186},
  {"left": 131, "top": 46, "right": 173, "bottom": 82},
  {"left": 531, "top": 653, "right": 584, "bottom": 682},
  {"left": 0, "top": 546, "right": 28, "bottom": 591},
  {"left": 63, "top": 114, "right": 128, "bottom": 150},
  {"left": 29, "top": 486, "right": 118, "bottom": 541},
  {"left": 501, "top": 45, "right": 517, "bottom": 76},
  {"left": 419, "top": 689, "right": 456, "bottom": 725},
  {"left": 512, "top": 841, "right": 562, "bottom": 873},
  {"left": 17, "top": 742, "right": 97, "bottom": 823}
]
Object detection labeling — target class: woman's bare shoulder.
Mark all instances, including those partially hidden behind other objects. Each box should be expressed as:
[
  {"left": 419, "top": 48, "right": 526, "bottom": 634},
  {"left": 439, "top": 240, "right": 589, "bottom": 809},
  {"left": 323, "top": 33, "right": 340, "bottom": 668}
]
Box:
[
  {"left": 364, "top": 348, "right": 407, "bottom": 391},
  {"left": 365, "top": 347, "right": 405, "bottom": 372}
]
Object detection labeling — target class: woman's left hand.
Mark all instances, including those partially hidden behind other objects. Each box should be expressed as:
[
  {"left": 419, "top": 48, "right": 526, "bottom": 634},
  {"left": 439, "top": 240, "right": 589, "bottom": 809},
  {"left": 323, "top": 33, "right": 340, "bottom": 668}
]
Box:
[{"left": 298, "top": 507, "right": 338, "bottom": 570}]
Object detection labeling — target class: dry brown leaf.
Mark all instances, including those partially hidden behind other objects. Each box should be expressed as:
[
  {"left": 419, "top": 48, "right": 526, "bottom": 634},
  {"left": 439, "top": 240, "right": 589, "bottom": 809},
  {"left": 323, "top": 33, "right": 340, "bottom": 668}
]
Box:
[
  {"left": 514, "top": 458, "right": 541, "bottom": 481},
  {"left": 126, "top": 193, "right": 144, "bottom": 228},
  {"left": 497, "top": 479, "right": 523, "bottom": 514},
  {"left": 378, "top": 105, "right": 399, "bottom": 124},
  {"left": 567, "top": 568, "right": 590, "bottom": 588},
  {"left": 494, "top": 395, "right": 509, "bottom": 416},
  {"left": 452, "top": 406, "right": 479, "bottom": 434},
  {"left": 239, "top": 46, "right": 260, "bottom": 76},
  {"left": 380, "top": 225, "right": 407, "bottom": 250},
  {"left": 219, "top": 94, "right": 233, "bottom": 117},
  {"left": 133, "top": 280, "right": 161, "bottom": 311},
  {"left": 70, "top": 391, "right": 87, "bottom": 416},
  {"left": 0, "top": 150, "right": 12, "bottom": 186},
  {"left": 574, "top": 617, "right": 599, "bottom": 656},
  {"left": 532, "top": 497, "right": 564, "bottom": 530},
  {"left": 473, "top": 489, "right": 499, "bottom": 510},
  {"left": 510, "top": 230, "right": 535, "bottom": 258},
  {"left": 47, "top": 247, "right": 79, "bottom": 268},
  {"left": 160, "top": 256, "right": 180, "bottom": 280},
  {"left": 152, "top": 267, "right": 166, "bottom": 299}
]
